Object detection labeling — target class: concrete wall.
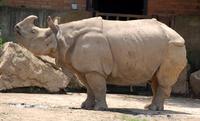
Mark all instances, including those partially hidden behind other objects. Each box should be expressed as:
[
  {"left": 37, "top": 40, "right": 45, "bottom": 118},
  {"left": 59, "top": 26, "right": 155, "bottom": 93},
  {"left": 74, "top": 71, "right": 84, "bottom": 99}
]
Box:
[
  {"left": 154, "top": 15, "right": 200, "bottom": 72},
  {"left": 174, "top": 16, "right": 200, "bottom": 72}
]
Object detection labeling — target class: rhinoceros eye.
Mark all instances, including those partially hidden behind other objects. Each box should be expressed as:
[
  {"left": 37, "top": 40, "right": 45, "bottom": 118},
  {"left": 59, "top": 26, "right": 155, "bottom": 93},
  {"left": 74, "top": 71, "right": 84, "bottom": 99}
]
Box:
[
  {"left": 31, "top": 28, "right": 37, "bottom": 34},
  {"left": 45, "top": 31, "right": 52, "bottom": 38}
]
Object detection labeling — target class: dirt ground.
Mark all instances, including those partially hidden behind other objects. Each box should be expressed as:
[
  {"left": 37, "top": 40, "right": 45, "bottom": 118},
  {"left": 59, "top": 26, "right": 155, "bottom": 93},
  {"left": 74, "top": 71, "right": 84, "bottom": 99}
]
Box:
[{"left": 0, "top": 93, "right": 200, "bottom": 121}]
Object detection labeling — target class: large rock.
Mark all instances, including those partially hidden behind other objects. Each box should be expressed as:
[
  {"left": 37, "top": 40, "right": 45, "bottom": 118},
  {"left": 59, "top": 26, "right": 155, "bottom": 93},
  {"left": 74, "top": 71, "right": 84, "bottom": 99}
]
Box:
[
  {"left": 190, "top": 70, "right": 200, "bottom": 97},
  {"left": 38, "top": 55, "right": 83, "bottom": 89},
  {"left": 0, "top": 42, "right": 70, "bottom": 92},
  {"left": 172, "top": 65, "right": 190, "bottom": 95}
]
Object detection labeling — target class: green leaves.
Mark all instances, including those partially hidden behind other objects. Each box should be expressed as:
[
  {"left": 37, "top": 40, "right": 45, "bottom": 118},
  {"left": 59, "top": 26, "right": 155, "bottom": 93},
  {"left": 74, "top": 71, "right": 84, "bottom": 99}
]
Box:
[
  {"left": 0, "top": 37, "right": 6, "bottom": 48},
  {"left": 0, "top": 0, "right": 6, "bottom": 6},
  {"left": 122, "top": 116, "right": 147, "bottom": 121}
]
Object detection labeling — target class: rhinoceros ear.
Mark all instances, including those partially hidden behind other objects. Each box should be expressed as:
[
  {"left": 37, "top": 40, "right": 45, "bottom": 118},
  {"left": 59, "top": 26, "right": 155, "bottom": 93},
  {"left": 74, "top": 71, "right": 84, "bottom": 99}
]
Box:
[
  {"left": 53, "top": 16, "right": 60, "bottom": 25},
  {"left": 23, "top": 15, "right": 38, "bottom": 25},
  {"left": 47, "top": 16, "right": 59, "bottom": 34}
]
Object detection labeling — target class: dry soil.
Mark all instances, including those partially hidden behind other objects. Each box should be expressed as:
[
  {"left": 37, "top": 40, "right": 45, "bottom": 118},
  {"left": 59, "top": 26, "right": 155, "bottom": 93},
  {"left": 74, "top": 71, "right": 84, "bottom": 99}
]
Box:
[{"left": 0, "top": 93, "right": 200, "bottom": 121}]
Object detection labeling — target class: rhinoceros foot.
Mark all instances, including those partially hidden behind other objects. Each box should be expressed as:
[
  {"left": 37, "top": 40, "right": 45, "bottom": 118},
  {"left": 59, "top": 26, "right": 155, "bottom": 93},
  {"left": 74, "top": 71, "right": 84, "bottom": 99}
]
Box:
[
  {"left": 145, "top": 103, "right": 164, "bottom": 111},
  {"left": 81, "top": 100, "right": 95, "bottom": 110},
  {"left": 94, "top": 102, "right": 108, "bottom": 111},
  {"left": 81, "top": 99, "right": 108, "bottom": 111}
]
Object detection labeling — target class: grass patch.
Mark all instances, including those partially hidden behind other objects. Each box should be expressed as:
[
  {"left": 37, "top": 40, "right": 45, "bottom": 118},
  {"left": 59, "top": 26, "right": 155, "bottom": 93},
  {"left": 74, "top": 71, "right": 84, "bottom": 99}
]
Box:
[
  {"left": 0, "top": 37, "right": 6, "bottom": 48},
  {"left": 122, "top": 116, "right": 147, "bottom": 121}
]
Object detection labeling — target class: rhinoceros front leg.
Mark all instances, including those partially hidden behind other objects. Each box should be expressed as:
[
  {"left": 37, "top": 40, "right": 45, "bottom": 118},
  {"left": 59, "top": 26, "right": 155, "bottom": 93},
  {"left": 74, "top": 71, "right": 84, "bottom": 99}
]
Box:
[
  {"left": 85, "top": 72, "right": 108, "bottom": 110},
  {"left": 81, "top": 84, "right": 95, "bottom": 110}
]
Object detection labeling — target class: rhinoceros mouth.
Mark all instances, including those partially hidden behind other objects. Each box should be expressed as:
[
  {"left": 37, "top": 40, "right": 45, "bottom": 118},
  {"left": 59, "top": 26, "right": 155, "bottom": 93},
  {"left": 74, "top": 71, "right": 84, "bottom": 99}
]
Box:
[
  {"left": 15, "top": 30, "right": 25, "bottom": 39},
  {"left": 16, "top": 30, "right": 22, "bottom": 36}
]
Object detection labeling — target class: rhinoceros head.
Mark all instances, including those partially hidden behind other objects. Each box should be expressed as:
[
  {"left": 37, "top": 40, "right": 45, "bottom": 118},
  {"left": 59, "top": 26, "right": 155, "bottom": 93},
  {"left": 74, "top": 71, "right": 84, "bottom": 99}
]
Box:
[{"left": 15, "top": 15, "right": 57, "bottom": 57}]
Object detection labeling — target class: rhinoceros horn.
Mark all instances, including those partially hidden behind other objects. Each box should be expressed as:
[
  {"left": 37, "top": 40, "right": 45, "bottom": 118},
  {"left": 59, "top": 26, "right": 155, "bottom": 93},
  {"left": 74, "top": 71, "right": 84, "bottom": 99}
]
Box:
[{"left": 23, "top": 15, "right": 38, "bottom": 25}]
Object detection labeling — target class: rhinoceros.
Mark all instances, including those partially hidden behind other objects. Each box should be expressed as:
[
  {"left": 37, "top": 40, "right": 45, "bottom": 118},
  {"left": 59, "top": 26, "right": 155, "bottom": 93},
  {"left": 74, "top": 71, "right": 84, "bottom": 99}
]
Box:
[{"left": 15, "top": 15, "right": 187, "bottom": 111}]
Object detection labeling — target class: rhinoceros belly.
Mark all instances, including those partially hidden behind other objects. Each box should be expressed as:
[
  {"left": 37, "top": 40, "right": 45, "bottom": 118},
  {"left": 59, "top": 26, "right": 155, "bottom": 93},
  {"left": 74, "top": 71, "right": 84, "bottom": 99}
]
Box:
[{"left": 104, "top": 20, "right": 168, "bottom": 86}]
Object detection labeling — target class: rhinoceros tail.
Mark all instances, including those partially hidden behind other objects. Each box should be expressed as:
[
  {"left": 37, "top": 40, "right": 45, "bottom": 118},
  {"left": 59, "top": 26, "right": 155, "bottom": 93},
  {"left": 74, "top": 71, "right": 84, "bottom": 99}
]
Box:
[
  {"left": 169, "top": 39, "right": 185, "bottom": 47},
  {"left": 157, "top": 20, "right": 185, "bottom": 47}
]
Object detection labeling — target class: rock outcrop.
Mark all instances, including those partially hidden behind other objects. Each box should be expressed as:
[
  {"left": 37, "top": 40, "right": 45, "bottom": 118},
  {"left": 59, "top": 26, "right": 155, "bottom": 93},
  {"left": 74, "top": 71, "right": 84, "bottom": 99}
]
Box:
[
  {"left": 0, "top": 42, "right": 70, "bottom": 92},
  {"left": 190, "top": 70, "right": 200, "bottom": 97},
  {"left": 172, "top": 65, "right": 190, "bottom": 95}
]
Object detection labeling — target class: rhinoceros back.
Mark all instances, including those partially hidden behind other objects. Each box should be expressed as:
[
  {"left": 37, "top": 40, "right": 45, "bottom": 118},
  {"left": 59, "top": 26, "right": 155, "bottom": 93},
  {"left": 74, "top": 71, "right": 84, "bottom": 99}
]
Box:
[{"left": 103, "top": 19, "right": 170, "bottom": 85}]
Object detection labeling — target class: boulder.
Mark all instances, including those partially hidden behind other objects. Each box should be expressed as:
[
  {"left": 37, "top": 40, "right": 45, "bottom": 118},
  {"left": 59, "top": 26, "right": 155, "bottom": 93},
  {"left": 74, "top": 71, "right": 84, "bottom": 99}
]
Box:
[
  {"left": 38, "top": 55, "right": 83, "bottom": 89},
  {"left": 190, "top": 70, "right": 200, "bottom": 97},
  {"left": 172, "top": 65, "right": 190, "bottom": 95},
  {"left": 0, "top": 42, "right": 70, "bottom": 92}
]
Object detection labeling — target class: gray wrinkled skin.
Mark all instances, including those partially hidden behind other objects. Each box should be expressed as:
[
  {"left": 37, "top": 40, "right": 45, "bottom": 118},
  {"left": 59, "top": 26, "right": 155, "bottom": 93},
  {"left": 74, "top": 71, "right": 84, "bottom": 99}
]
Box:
[{"left": 15, "top": 15, "right": 187, "bottom": 111}]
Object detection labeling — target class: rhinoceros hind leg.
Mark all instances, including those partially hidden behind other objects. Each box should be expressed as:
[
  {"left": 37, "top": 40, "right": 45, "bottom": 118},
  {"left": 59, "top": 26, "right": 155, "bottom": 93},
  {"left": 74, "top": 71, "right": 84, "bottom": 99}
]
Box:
[
  {"left": 146, "top": 44, "right": 186, "bottom": 111},
  {"left": 145, "top": 86, "right": 171, "bottom": 111},
  {"left": 85, "top": 72, "right": 108, "bottom": 110},
  {"left": 145, "top": 74, "right": 159, "bottom": 110}
]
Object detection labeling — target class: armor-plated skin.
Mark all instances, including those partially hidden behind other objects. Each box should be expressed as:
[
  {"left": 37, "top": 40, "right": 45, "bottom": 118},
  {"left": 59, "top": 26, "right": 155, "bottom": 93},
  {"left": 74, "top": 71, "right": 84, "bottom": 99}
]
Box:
[{"left": 15, "top": 15, "right": 187, "bottom": 111}]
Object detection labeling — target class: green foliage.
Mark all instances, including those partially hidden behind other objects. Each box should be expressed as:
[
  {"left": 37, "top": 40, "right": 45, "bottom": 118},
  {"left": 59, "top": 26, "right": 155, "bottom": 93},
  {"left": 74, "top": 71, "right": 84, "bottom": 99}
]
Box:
[
  {"left": 122, "top": 116, "right": 147, "bottom": 121},
  {"left": 0, "top": 37, "right": 6, "bottom": 48},
  {"left": 0, "top": 0, "right": 6, "bottom": 6}
]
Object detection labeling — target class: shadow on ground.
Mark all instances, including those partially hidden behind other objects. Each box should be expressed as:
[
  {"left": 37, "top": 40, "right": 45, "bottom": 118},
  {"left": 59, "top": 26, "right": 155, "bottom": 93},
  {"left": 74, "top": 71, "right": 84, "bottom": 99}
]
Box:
[
  {"left": 70, "top": 107, "right": 190, "bottom": 116},
  {"left": 107, "top": 108, "right": 190, "bottom": 115}
]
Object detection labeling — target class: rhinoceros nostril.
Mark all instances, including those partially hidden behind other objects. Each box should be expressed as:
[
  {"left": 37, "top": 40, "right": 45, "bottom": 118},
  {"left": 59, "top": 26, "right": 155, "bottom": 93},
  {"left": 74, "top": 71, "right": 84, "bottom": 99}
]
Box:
[
  {"left": 15, "top": 25, "right": 20, "bottom": 31},
  {"left": 15, "top": 25, "right": 22, "bottom": 36}
]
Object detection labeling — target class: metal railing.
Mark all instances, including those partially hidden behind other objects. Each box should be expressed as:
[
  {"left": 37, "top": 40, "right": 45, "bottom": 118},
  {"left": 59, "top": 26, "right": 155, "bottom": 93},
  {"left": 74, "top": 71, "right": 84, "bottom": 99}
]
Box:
[{"left": 95, "top": 11, "right": 151, "bottom": 20}]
